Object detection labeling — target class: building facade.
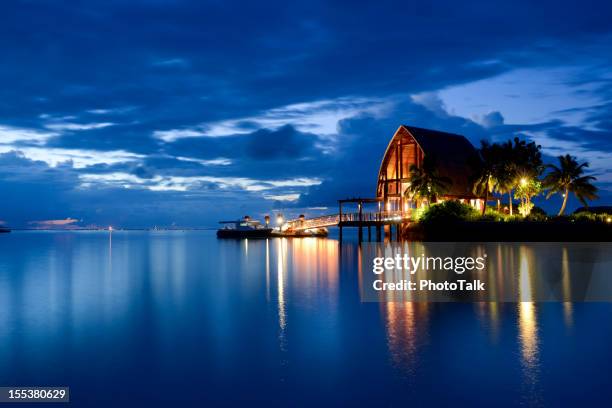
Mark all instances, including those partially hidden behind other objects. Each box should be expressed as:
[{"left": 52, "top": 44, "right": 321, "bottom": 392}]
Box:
[{"left": 376, "top": 125, "right": 483, "bottom": 212}]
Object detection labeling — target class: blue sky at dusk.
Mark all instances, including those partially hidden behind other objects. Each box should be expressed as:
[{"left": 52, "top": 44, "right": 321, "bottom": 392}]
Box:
[{"left": 1, "top": 0, "right": 611, "bottom": 228}]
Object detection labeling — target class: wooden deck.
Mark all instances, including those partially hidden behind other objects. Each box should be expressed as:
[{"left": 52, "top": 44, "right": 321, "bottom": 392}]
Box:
[{"left": 284, "top": 211, "right": 409, "bottom": 242}]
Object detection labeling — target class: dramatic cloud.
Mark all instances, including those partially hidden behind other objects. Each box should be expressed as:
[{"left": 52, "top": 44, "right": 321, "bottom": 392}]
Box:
[
  {"left": 0, "top": 1, "right": 610, "bottom": 227},
  {"left": 153, "top": 97, "right": 391, "bottom": 142}
]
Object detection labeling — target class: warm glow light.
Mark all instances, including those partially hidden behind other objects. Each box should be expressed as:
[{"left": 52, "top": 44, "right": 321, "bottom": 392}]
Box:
[
  {"left": 607, "top": 217, "right": 611, "bottom": 223},
  {"left": 276, "top": 215, "right": 284, "bottom": 225},
  {"left": 386, "top": 202, "right": 391, "bottom": 212},
  {"left": 520, "top": 177, "right": 528, "bottom": 186}
]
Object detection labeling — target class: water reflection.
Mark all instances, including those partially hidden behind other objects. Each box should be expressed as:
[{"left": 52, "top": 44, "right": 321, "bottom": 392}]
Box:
[
  {"left": 513, "top": 246, "right": 542, "bottom": 405},
  {"left": 561, "top": 248, "right": 574, "bottom": 329},
  {"left": 0, "top": 232, "right": 609, "bottom": 406},
  {"left": 265, "top": 239, "right": 270, "bottom": 302},
  {"left": 276, "top": 238, "right": 287, "bottom": 348},
  {"left": 352, "top": 241, "right": 602, "bottom": 401},
  {"left": 518, "top": 301, "right": 541, "bottom": 406},
  {"left": 382, "top": 302, "right": 429, "bottom": 376}
]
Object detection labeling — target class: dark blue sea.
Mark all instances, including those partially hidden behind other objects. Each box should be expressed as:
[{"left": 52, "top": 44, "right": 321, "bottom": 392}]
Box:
[{"left": 0, "top": 231, "right": 611, "bottom": 407}]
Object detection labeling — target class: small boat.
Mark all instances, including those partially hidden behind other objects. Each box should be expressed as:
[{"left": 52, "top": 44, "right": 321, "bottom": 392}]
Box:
[
  {"left": 217, "top": 216, "right": 272, "bottom": 239},
  {"left": 0, "top": 227, "right": 10, "bottom": 233}
]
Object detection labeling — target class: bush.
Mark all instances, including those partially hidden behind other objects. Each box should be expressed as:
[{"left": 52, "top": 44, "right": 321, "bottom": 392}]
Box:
[
  {"left": 476, "top": 208, "right": 507, "bottom": 222},
  {"left": 570, "top": 211, "right": 597, "bottom": 222},
  {"left": 531, "top": 206, "right": 547, "bottom": 216},
  {"left": 410, "top": 207, "right": 427, "bottom": 222},
  {"left": 505, "top": 215, "right": 524, "bottom": 223},
  {"left": 525, "top": 212, "right": 548, "bottom": 222},
  {"left": 569, "top": 211, "right": 611, "bottom": 223},
  {"left": 419, "top": 200, "right": 479, "bottom": 224}
]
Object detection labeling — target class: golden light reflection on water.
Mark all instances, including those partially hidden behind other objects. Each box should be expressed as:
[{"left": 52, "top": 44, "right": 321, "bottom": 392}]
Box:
[
  {"left": 561, "top": 248, "right": 574, "bottom": 329},
  {"left": 382, "top": 301, "right": 429, "bottom": 375},
  {"left": 276, "top": 238, "right": 287, "bottom": 334},
  {"left": 265, "top": 239, "right": 270, "bottom": 302},
  {"left": 517, "top": 246, "right": 542, "bottom": 404},
  {"left": 518, "top": 302, "right": 539, "bottom": 367},
  {"left": 518, "top": 246, "right": 534, "bottom": 302},
  {"left": 270, "top": 237, "right": 340, "bottom": 357},
  {"left": 355, "top": 242, "right": 572, "bottom": 386},
  {"left": 289, "top": 237, "right": 339, "bottom": 295}
]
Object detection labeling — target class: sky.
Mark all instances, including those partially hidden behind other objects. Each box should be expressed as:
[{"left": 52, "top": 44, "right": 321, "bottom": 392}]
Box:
[{"left": 1, "top": 0, "right": 611, "bottom": 228}]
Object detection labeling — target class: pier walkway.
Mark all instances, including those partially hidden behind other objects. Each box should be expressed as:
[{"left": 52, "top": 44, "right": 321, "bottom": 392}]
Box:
[{"left": 284, "top": 198, "right": 410, "bottom": 242}]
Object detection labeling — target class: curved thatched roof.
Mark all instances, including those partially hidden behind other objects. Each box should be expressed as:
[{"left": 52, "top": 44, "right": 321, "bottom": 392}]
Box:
[{"left": 377, "top": 125, "right": 479, "bottom": 198}]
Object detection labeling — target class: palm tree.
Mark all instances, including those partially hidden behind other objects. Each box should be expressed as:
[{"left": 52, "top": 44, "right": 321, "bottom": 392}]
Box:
[
  {"left": 405, "top": 154, "right": 452, "bottom": 206},
  {"left": 543, "top": 154, "right": 598, "bottom": 215},
  {"left": 493, "top": 140, "right": 516, "bottom": 215},
  {"left": 493, "top": 137, "right": 543, "bottom": 215},
  {"left": 472, "top": 141, "right": 500, "bottom": 215}
]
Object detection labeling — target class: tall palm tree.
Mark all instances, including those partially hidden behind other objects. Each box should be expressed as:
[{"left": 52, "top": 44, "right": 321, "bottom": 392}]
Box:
[
  {"left": 472, "top": 141, "right": 500, "bottom": 215},
  {"left": 493, "top": 140, "right": 516, "bottom": 215},
  {"left": 543, "top": 154, "right": 598, "bottom": 215},
  {"left": 405, "top": 154, "right": 452, "bottom": 206}
]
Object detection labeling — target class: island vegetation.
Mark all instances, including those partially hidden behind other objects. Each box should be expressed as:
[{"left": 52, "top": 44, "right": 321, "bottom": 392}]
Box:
[{"left": 403, "top": 136, "right": 610, "bottom": 241}]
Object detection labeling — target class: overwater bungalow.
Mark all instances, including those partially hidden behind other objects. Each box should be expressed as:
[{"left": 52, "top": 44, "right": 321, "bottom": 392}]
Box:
[
  {"left": 285, "top": 125, "right": 487, "bottom": 239},
  {"left": 376, "top": 125, "right": 483, "bottom": 213}
]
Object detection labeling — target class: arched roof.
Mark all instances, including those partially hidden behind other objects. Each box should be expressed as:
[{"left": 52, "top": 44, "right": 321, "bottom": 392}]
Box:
[{"left": 377, "top": 125, "right": 479, "bottom": 198}]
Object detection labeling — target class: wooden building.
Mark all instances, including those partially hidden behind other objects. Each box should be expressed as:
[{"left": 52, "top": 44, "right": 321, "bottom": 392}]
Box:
[{"left": 376, "top": 125, "right": 483, "bottom": 212}]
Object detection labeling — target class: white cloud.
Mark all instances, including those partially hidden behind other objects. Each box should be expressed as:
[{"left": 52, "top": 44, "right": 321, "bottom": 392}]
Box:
[
  {"left": 87, "top": 109, "right": 112, "bottom": 115},
  {"left": 86, "top": 106, "right": 137, "bottom": 115},
  {"left": 78, "top": 172, "right": 321, "bottom": 192},
  {"left": 0, "top": 125, "right": 57, "bottom": 144},
  {"left": 263, "top": 193, "right": 300, "bottom": 202},
  {"left": 176, "top": 156, "right": 232, "bottom": 166},
  {"left": 45, "top": 122, "right": 115, "bottom": 131},
  {"left": 410, "top": 92, "right": 449, "bottom": 117},
  {"left": 0, "top": 146, "right": 143, "bottom": 168},
  {"left": 153, "top": 129, "right": 207, "bottom": 142},
  {"left": 153, "top": 96, "right": 393, "bottom": 142}
]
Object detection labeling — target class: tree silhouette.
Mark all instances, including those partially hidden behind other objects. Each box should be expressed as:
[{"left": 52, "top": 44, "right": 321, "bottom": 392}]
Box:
[{"left": 543, "top": 154, "right": 598, "bottom": 215}]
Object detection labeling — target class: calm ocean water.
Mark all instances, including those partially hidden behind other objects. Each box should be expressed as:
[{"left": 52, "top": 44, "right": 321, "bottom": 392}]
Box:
[{"left": 0, "top": 231, "right": 611, "bottom": 407}]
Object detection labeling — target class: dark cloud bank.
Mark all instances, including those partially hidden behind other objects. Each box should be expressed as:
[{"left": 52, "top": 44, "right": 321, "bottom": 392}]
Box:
[{"left": 0, "top": 1, "right": 611, "bottom": 227}]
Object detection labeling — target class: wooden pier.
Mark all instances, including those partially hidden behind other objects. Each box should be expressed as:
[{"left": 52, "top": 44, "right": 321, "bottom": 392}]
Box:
[{"left": 283, "top": 198, "right": 409, "bottom": 242}]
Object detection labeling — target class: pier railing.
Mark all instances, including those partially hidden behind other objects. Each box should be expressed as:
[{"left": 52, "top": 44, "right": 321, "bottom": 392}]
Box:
[{"left": 285, "top": 211, "right": 408, "bottom": 231}]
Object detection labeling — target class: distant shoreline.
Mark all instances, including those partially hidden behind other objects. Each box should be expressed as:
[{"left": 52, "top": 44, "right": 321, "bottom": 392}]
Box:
[{"left": 5, "top": 227, "right": 218, "bottom": 232}]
